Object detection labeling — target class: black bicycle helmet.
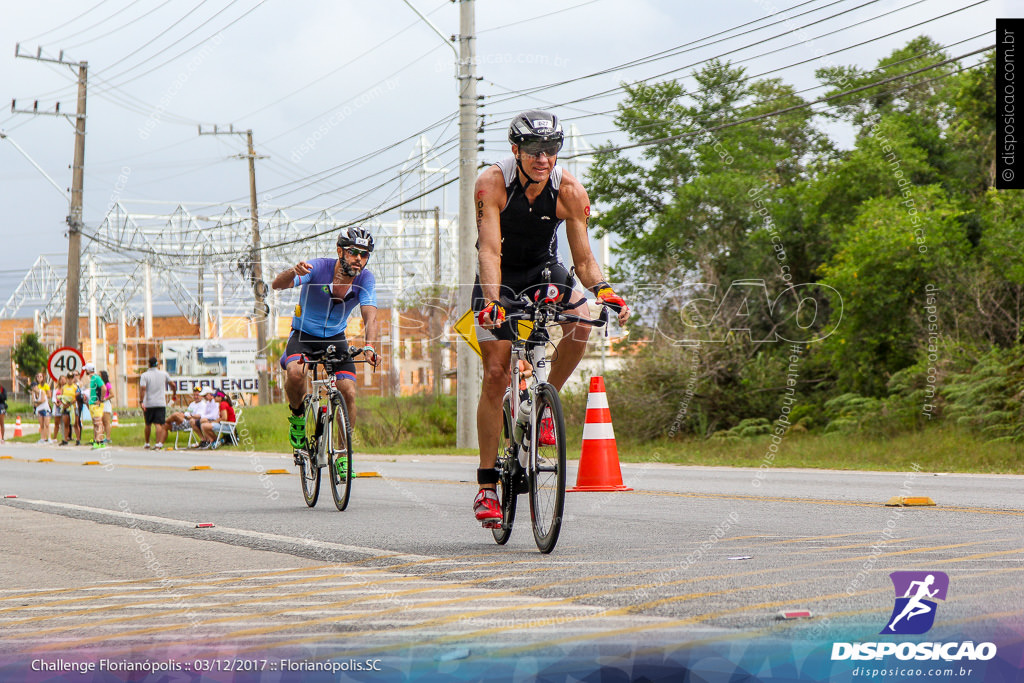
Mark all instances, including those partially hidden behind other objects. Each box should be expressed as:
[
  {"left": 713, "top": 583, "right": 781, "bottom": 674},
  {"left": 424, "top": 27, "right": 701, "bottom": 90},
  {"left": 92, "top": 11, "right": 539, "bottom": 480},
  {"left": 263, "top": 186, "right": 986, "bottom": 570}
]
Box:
[
  {"left": 337, "top": 226, "right": 374, "bottom": 252},
  {"left": 508, "top": 110, "right": 564, "bottom": 151}
]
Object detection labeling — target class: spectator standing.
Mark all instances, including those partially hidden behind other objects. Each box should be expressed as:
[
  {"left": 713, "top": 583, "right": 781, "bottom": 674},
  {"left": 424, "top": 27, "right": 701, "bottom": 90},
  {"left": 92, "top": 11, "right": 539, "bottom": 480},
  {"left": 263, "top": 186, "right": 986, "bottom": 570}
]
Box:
[
  {"left": 0, "top": 384, "right": 7, "bottom": 443},
  {"left": 100, "top": 370, "right": 114, "bottom": 444},
  {"left": 83, "top": 363, "right": 107, "bottom": 449},
  {"left": 139, "top": 357, "right": 174, "bottom": 450},
  {"left": 73, "top": 372, "right": 87, "bottom": 445},
  {"left": 31, "top": 372, "right": 52, "bottom": 443},
  {"left": 56, "top": 372, "right": 77, "bottom": 445}
]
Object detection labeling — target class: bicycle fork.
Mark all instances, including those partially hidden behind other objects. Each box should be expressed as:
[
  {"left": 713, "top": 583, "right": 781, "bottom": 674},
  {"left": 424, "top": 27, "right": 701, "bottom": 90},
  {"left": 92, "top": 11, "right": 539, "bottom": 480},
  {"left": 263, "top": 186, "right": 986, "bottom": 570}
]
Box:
[
  {"left": 317, "top": 405, "right": 332, "bottom": 467},
  {"left": 511, "top": 345, "right": 548, "bottom": 473}
]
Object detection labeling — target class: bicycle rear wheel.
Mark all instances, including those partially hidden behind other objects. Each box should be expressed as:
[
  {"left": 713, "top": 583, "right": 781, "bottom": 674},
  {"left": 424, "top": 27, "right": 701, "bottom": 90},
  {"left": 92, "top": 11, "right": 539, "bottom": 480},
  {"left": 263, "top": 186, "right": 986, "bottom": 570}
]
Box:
[
  {"left": 328, "top": 393, "right": 353, "bottom": 511},
  {"left": 492, "top": 393, "right": 518, "bottom": 545},
  {"left": 299, "top": 397, "right": 321, "bottom": 507},
  {"left": 528, "top": 383, "right": 566, "bottom": 554}
]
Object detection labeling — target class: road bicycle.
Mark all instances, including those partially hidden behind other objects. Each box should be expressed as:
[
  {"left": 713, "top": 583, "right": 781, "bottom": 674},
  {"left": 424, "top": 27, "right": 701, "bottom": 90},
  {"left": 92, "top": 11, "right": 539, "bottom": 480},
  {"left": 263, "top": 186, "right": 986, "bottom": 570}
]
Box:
[
  {"left": 491, "top": 275, "right": 610, "bottom": 553},
  {"left": 295, "top": 345, "right": 369, "bottom": 511}
]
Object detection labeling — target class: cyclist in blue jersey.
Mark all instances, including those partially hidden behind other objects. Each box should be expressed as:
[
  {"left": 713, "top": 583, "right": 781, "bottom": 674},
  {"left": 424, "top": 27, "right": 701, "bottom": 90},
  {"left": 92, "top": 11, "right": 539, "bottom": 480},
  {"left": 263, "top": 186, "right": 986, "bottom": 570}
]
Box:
[{"left": 272, "top": 227, "right": 381, "bottom": 453}]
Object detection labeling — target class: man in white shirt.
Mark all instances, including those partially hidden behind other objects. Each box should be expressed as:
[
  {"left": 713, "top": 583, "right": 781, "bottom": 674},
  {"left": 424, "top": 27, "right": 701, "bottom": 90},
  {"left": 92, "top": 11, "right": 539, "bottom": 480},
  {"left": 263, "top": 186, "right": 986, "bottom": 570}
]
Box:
[{"left": 194, "top": 387, "right": 221, "bottom": 448}]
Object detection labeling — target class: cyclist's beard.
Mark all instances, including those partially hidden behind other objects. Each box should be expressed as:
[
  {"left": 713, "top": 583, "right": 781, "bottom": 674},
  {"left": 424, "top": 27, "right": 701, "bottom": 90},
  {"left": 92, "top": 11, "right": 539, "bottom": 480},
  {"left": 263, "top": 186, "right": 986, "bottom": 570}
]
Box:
[{"left": 339, "top": 258, "right": 359, "bottom": 277}]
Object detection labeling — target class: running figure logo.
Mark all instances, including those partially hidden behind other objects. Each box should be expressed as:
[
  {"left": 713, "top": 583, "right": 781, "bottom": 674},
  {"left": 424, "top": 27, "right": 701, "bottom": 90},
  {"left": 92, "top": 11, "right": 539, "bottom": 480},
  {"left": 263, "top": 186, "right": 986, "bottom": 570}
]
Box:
[{"left": 881, "top": 571, "right": 949, "bottom": 635}]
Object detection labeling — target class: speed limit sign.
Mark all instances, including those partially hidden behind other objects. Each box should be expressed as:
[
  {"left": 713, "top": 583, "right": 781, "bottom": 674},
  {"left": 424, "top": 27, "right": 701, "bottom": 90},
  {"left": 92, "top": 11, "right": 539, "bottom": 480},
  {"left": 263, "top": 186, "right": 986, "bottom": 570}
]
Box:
[{"left": 48, "top": 347, "right": 86, "bottom": 382}]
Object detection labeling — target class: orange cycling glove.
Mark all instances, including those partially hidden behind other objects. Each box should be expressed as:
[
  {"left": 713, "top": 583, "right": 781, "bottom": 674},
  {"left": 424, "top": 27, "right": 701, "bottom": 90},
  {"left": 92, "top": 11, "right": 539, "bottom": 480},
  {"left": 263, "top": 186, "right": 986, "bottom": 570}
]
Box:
[
  {"left": 477, "top": 300, "right": 506, "bottom": 327},
  {"left": 592, "top": 281, "right": 625, "bottom": 313}
]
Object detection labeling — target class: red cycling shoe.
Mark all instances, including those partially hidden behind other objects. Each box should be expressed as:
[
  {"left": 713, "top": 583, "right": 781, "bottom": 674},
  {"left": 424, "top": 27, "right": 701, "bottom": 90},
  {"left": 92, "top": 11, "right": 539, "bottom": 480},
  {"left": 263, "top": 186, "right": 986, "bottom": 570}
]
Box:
[{"left": 474, "top": 489, "right": 502, "bottom": 528}]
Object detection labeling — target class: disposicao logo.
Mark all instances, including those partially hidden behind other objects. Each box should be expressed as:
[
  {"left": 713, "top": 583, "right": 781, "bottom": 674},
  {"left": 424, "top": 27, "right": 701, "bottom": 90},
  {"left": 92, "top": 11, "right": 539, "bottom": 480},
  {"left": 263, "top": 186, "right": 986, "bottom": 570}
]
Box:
[
  {"left": 882, "top": 571, "right": 948, "bottom": 635},
  {"left": 831, "top": 570, "right": 997, "bottom": 663}
]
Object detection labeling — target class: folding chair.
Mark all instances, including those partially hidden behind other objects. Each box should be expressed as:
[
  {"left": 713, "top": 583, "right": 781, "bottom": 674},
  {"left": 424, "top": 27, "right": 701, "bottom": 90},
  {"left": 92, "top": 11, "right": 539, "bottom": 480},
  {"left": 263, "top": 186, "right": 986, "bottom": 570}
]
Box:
[
  {"left": 210, "top": 421, "right": 238, "bottom": 449},
  {"left": 171, "top": 419, "right": 200, "bottom": 450}
]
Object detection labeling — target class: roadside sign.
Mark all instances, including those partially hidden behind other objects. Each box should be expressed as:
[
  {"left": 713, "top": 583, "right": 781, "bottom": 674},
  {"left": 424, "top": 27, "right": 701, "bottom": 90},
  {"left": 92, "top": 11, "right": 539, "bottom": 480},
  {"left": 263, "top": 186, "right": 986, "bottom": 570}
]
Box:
[
  {"left": 47, "top": 346, "right": 85, "bottom": 382},
  {"left": 453, "top": 309, "right": 534, "bottom": 359},
  {"left": 453, "top": 310, "right": 481, "bottom": 358}
]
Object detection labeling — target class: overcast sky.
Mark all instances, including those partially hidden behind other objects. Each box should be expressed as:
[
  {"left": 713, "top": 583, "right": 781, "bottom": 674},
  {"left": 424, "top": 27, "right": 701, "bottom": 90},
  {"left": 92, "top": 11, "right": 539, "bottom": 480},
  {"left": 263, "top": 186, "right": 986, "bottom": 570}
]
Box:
[{"left": 0, "top": 0, "right": 1001, "bottom": 309}]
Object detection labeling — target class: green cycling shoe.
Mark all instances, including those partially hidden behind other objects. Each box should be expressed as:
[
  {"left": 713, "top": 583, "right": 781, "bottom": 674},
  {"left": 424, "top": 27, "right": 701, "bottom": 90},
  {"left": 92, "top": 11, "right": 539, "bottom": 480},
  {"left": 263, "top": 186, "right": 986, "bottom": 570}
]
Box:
[{"left": 288, "top": 414, "right": 306, "bottom": 451}]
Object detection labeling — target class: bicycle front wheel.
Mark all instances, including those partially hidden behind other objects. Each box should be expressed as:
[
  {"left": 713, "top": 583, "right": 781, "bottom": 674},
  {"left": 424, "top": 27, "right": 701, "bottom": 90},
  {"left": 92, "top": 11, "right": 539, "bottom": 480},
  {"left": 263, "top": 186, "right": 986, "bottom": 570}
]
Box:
[
  {"left": 528, "top": 383, "right": 566, "bottom": 554},
  {"left": 328, "top": 393, "right": 353, "bottom": 511},
  {"left": 298, "top": 451, "right": 320, "bottom": 507},
  {"left": 492, "top": 393, "right": 518, "bottom": 545},
  {"left": 299, "top": 398, "right": 321, "bottom": 507}
]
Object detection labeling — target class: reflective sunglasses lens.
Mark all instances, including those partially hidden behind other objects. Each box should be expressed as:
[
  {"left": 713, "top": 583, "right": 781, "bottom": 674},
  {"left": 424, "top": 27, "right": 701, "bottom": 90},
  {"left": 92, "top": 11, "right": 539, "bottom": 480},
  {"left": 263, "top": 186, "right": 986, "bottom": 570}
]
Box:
[
  {"left": 346, "top": 247, "right": 369, "bottom": 258},
  {"left": 522, "top": 142, "right": 560, "bottom": 157}
]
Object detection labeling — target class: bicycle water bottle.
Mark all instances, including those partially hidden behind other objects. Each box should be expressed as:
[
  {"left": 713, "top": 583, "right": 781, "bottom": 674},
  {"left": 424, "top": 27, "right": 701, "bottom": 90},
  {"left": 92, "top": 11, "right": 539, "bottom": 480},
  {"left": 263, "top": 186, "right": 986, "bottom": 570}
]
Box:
[{"left": 513, "top": 398, "right": 532, "bottom": 445}]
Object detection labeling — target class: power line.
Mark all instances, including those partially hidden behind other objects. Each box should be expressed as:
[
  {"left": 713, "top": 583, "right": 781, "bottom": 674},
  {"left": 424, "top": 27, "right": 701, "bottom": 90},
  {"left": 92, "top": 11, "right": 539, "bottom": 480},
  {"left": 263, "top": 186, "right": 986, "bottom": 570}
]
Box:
[
  {"left": 562, "top": 44, "right": 991, "bottom": 159},
  {"left": 63, "top": 0, "right": 178, "bottom": 50},
  {"left": 205, "top": 112, "right": 458, "bottom": 209},
  {"left": 480, "top": 0, "right": 990, "bottom": 140},
  {"left": 79, "top": 172, "right": 460, "bottom": 259},
  {"left": 86, "top": 0, "right": 266, "bottom": 97},
  {"left": 18, "top": 0, "right": 115, "bottom": 43},
  {"left": 261, "top": 43, "right": 445, "bottom": 145},
  {"left": 50, "top": 0, "right": 147, "bottom": 48},
  {"left": 536, "top": 30, "right": 993, "bottom": 141},
  {"left": 18, "top": 1, "right": 219, "bottom": 104},
  {"left": 482, "top": 0, "right": 881, "bottom": 106},
  {"left": 95, "top": 0, "right": 220, "bottom": 76},
  {"left": 236, "top": 0, "right": 450, "bottom": 120},
  {"left": 486, "top": 0, "right": 983, "bottom": 118},
  {"left": 476, "top": 0, "right": 603, "bottom": 34}
]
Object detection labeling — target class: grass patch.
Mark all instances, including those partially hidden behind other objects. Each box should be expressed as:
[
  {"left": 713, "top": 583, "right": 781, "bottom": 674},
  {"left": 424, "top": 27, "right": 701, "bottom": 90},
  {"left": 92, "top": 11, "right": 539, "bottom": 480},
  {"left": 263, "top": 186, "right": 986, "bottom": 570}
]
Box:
[
  {"left": 231, "top": 397, "right": 477, "bottom": 456},
  {"left": 615, "top": 427, "right": 1024, "bottom": 474}
]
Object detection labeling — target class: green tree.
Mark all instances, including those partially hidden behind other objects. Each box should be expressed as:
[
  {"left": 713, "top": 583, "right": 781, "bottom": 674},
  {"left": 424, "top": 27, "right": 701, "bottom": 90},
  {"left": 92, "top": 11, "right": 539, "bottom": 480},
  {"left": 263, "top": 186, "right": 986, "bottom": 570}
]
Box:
[
  {"left": 589, "top": 60, "right": 831, "bottom": 290},
  {"left": 13, "top": 332, "right": 48, "bottom": 379},
  {"left": 817, "top": 186, "right": 970, "bottom": 394}
]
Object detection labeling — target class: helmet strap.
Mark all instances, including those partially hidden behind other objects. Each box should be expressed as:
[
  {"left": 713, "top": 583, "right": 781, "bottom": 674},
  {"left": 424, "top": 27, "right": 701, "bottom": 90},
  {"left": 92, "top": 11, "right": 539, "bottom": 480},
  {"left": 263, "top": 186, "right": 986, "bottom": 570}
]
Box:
[{"left": 515, "top": 155, "right": 540, "bottom": 189}]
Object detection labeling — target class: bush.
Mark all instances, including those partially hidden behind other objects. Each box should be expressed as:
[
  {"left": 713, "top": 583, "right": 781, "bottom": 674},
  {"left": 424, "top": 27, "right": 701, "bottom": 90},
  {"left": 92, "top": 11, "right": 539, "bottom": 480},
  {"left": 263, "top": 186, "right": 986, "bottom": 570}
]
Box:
[
  {"left": 943, "top": 346, "right": 1024, "bottom": 442},
  {"left": 358, "top": 394, "right": 457, "bottom": 449},
  {"left": 601, "top": 332, "right": 826, "bottom": 441}
]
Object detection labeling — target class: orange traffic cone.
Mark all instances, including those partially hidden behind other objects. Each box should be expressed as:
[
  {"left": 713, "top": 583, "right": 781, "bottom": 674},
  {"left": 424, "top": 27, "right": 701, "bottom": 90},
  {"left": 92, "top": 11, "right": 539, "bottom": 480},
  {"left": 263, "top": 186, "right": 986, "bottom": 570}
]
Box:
[
  {"left": 13, "top": 416, "right": 22, "bottom": 438},
  {"left": 111, "top": 412, "right": 119, "bottom": 428},
  {"left": 567, "top": 376, "right": 632, "bottom": 492}
]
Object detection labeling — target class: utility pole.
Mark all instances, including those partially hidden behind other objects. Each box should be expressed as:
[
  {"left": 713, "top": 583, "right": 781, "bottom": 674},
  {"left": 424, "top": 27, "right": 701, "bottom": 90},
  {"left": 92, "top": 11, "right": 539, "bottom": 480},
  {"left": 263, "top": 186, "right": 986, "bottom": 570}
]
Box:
[
  {"left": 199, "top": 125, "right": 271, "bottom": 405},
  {"left": 432, "top": 205, "right": 442, "bottom": 397},
  {"left": 397, "top": 0, "right": 480, "bottom": 445},
  {"left": 456, "top": 0, "right": 480, "bottom": 448},
  {"left": 12, "top": 45, "right": 88, "bottom": 350}
]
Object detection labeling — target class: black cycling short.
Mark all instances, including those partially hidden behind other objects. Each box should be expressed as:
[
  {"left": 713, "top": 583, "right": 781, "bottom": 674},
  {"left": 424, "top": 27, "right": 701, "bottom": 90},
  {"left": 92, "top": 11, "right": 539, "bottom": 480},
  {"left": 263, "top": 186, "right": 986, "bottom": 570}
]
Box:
[
  {"left": 280, "top": 330, "right": 357, "bottom": 382},
  {"left": 471, "top": 259, "right": 576, "bottom": 342}
]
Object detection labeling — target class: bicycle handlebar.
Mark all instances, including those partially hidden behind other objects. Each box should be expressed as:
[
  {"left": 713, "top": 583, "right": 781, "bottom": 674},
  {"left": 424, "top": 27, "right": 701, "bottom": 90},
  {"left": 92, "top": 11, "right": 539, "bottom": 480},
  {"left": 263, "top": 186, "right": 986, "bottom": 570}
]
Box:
[
  {"left": 303, "top": 345, "right": 371, "bottom": 366},
  {"left": 503, "top": 296, "right": 610, "bottom": 328}
]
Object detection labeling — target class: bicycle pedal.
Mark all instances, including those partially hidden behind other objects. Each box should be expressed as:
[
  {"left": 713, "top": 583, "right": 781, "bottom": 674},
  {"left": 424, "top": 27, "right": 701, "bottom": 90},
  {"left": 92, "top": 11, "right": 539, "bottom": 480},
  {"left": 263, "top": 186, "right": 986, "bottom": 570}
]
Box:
[{"left": 481, "top": 520, "right": 502, "bottom": 529}]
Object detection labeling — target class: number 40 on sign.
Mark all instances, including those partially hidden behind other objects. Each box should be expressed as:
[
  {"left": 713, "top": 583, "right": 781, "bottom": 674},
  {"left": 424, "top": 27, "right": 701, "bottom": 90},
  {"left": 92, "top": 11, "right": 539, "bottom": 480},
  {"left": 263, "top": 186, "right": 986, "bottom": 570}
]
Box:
[{"left": 48, "top": 347, "right": 86, "bottom": 382}]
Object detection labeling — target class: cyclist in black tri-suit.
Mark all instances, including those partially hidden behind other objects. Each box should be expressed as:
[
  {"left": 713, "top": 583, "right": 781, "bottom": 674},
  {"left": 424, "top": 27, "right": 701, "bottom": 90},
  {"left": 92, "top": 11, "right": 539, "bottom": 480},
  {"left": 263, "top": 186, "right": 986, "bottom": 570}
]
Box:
[{"left": 471, "top": 110, "right": 631, "bottom": 528}]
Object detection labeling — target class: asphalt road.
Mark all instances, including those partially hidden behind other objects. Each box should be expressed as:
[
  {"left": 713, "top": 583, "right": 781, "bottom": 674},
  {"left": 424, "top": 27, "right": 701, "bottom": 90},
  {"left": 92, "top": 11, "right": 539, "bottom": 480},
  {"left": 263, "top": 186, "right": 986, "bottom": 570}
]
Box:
[{"left": 1, "top": 440, "right": 1022, "bottom": 675}]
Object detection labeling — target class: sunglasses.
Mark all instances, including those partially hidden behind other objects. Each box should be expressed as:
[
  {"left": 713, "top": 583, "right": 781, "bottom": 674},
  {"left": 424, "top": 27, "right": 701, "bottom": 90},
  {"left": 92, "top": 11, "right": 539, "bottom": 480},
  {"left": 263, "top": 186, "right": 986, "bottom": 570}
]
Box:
[
  {"left": 519, "top": 141, "right": 561, "bottom": 158},
  {"left": 345, "top": 246, "right": 371, "bottom": 259}
]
